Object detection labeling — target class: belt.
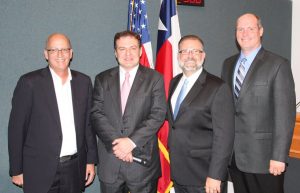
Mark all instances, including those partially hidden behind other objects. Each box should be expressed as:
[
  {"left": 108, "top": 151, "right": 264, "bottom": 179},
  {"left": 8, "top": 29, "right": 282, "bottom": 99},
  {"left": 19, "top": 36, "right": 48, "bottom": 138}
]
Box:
[{"left": 59, "top": 153, "right": 78, "bottom": 163}]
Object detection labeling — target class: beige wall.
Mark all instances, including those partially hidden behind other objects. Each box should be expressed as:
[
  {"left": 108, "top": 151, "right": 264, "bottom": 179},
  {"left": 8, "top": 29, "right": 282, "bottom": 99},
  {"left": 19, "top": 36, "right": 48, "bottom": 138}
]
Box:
[{"left": 292, "top": 0, "right": 300, "bottom": 112}]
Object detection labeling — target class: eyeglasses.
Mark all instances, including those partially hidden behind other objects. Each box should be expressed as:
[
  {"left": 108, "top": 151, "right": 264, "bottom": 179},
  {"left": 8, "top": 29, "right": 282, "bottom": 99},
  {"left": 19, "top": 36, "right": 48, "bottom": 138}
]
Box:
[
  {"left": 46, "top": 48, "right": 71, "bottom": 54},
  {"left": 179, "top": 49, "right": 204, "bottom": 55}
]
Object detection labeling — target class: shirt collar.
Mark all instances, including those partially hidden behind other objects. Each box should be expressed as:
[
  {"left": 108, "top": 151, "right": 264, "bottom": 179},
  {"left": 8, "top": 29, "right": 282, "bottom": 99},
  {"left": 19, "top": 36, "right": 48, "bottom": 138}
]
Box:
[
  {"left": 182, "top": 67, "right": 203, "bottom": 82},
  {"left": 49, "top": 67, "right": 72, "bottom": 84},
  {"left": 119, "top": 64, "right": 139, "bottom": 76},
  {"left": 240, "top": 45, "right": 262, "bottom": 65}
]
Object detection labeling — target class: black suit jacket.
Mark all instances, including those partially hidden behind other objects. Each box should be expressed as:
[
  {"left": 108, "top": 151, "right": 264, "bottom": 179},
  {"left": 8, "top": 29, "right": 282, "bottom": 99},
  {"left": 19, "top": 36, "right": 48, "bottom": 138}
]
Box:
[
  {"left": 221, "top": 48, "right": 296, "bottom": 173},
  {"left": 8, "top": 67, "right": 98, "bottom": 193},
  {"left": 167, "top": 69, "right": 235, "bottom": 186},
  {"left": 91, "top": 65, "right": 167, "bottom": 183}
]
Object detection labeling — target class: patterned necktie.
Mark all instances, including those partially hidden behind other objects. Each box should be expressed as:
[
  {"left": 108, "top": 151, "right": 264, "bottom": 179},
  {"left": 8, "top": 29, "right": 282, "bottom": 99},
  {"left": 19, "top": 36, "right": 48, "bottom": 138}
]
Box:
[
  {"left": 173, "top": 79, "right": 189, "bottom": 119},
  {"left": 234, "top": 58, "right": 247, "bottom": 98},
  {"left": 121, "top": 72, "right": 130, "bottom": 114}
]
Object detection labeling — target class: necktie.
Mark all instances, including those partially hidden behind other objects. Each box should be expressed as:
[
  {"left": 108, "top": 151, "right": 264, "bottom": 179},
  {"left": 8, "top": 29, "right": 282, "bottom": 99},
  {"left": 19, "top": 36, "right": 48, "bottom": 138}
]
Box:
[
  {"left": 173, "top": 79, "right": 189, "bottom": 119},
  {"left": 121, "top": 72, "right": 130, "bottom": 114},
  {"left": 234, "top": 58, "right": 247, "bottom": 98}
]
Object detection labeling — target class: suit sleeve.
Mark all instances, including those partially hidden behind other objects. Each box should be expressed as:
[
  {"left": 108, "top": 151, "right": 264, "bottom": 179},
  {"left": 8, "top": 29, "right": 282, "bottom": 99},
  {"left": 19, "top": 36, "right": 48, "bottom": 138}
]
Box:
[
  {"left": 8, "top": 76, "right": 32, "bottom": 176},
  {"left": 85, "top": 79, "right": 99, "bottom": 164},
  {"left": 129, "top": 75, "right": 167, "bottom": 148},
  {"left": 91, "top": 76, "right": 120, "bottom": 152},
  {"left": 272, "top": 60, "right": 296, "bottom": 162},
  {"left": 208, "top": 83, "right": 235, "bottom": 181}
]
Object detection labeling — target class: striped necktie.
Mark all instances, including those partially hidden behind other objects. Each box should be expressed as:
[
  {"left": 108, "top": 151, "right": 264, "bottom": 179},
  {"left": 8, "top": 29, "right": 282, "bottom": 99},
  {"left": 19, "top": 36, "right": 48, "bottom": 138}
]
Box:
[{"left": 234, "top": 58, "right": 247, "bottom": 98}]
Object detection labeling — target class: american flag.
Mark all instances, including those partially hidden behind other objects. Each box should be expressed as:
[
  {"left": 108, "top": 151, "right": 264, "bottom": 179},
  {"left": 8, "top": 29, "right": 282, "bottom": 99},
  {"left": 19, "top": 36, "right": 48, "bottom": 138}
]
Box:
[
  {"left": 156, "top": 0, "right": 181, "bottom": 192},
  {"left": 128, "top": 0, "right": 153, "bottom": 68}
]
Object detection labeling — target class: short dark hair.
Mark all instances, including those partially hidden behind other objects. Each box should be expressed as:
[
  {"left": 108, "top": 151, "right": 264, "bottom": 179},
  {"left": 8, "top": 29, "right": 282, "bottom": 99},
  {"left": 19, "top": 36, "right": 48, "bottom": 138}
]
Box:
[
  {"left": 178, "top": 35, "right": 204, "bottom": 48},
  {"left": 114, "top": 30, "right": 141, "bottom": 49}
]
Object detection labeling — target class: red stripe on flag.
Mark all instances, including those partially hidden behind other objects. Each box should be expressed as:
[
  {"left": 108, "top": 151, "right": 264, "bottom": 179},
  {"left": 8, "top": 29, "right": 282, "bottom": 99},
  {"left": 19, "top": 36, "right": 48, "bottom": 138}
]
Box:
[
  {"left": 140, "top": 46, "right": 151, "bottom": 68},
  {"left": 157, "top": 123, "right": 172, "bottom": 193}
]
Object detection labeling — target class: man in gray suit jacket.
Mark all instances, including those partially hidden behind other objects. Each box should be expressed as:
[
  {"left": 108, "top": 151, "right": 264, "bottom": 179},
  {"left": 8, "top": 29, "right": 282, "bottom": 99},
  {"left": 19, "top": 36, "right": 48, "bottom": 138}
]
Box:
[
  {"left": 91, "top": 31, "right": 166, "bottom": 193},
  {"left": 221, "top": 13, "right": 296, "bottom": 193},
  {"left": 168, "top": 35, "right": 235, "bottom": 193}
]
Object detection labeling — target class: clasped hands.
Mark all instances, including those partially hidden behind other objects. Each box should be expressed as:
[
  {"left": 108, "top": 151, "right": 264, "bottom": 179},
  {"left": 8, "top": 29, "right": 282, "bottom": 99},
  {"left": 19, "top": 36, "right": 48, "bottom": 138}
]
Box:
[{"left": 112, "top": 137, "right": 135, "bottom": 162}]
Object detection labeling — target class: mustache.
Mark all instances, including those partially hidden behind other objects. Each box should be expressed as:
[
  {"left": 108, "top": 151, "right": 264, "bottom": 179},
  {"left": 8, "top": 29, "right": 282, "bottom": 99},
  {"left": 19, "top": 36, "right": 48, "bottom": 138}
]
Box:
[{"left": 183, "top": 59, "right": 197, "bottom": 63}]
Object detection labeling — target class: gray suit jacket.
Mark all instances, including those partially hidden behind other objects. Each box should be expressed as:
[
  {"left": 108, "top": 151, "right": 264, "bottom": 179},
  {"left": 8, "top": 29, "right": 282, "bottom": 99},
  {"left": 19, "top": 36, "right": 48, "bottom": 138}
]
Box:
[
  {"left": 221, "top": 48, "right": 296, "bottom": 173},
  {"left": 91, "top": 65, "right": 167, "bottom": 183},
  {"left": 168, "top": 70, "right": 235, "bottom": 186}
]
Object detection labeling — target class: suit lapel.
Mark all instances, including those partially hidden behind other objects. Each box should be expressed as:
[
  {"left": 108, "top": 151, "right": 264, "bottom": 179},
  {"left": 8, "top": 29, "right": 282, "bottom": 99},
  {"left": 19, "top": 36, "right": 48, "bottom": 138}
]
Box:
[
  {"left": 228, "top": 56, "right": 239, "bottom": 90},
  {"left": 238, "top": 48, "right": 265, "bottom": 100},
  {"left": 108, "top": 68, "right": 123, "bottom": 117},
  {"left": 168, "top": 74, "right": 183, "bottom": 122},
  {"left": 40, "top": 67, "right": 62, "bottom": 133},
  {"left": 70, "top": 71, "right": 79, "bottom": 135}
]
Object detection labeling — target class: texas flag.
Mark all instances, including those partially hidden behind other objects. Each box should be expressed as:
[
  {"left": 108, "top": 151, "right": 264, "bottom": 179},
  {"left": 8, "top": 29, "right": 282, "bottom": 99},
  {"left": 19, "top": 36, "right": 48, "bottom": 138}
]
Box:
[{"left": 156, "top": 0, "right": 181, "bottom": 192}]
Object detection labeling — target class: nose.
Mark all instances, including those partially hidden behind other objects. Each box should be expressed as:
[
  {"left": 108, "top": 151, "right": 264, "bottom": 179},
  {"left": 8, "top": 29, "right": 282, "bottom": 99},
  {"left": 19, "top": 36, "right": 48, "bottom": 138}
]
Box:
[
  {"left": 57, "top": 50, "right": 64, "bottom": 57},
  {"left": 187, "top": 50, "right": 194, "bottom": 58}
]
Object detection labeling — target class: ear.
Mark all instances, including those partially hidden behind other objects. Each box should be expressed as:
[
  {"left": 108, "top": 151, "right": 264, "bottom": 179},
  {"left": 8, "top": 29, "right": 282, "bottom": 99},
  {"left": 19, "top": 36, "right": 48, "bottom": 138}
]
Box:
[
  {"left": 139, "top": 47, "right": 142, "bottom": 57},
  {"left": 44, "top": 49, "right": 49, "bottom": 60},
  {"left": 202, "top": 52, "right": 206, "bottom": 60},
  {"left": 69, "top": 49, "right": 73, "bottom": 59},
  {"left": 114, "top": 50, "right": 117, "bottom": 58},
  {"left": 259, "top": 27, "right": 264, "bottom": 37}
]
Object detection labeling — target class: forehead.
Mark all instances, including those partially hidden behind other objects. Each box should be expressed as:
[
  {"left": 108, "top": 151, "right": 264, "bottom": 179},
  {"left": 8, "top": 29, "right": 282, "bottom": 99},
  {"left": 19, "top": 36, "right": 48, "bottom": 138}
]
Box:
[
  {"left": 179, "top": 39, "right": 202, "bottom": 48},
  {"left": 237, "top": 15, "right": 258, "bottom": 27},
  {"left": 47, "top": 35, "right": 70, "bottom": 48},
  {"left": 116, "top": 36, "right": 139, "bottom": 47}
]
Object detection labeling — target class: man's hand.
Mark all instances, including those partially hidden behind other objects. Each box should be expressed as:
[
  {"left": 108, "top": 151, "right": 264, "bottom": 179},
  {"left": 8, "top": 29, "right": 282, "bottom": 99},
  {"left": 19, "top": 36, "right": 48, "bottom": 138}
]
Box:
[
  {"left": 123, "top": 152, "right": 134, "bottom": 163},
  {"left": 205, "top": 177, "right": 221, "bottom": 193},
  {"left": 269, "top": 160, "right": 285, "bottom": 176},
  {"left": 12, "top": 174, "right": 23, "bottom": 187},
  {"left": 112, "top": 138, "right": 135, "bottom": 160},
  {"left": 85, "top": 164, "right": 95, "bottom": 186}
]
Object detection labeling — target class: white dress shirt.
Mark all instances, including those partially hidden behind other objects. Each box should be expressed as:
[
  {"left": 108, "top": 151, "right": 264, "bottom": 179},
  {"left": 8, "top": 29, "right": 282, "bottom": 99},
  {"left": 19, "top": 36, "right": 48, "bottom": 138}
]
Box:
[{"left": 50, "top": 67, "right": 77, "bottom": 157}]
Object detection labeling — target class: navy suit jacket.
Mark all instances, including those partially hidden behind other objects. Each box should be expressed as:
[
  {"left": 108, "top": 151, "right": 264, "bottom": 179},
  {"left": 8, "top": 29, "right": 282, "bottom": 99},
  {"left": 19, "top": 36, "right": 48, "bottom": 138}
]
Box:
[{"left": 8, "top": 67, "right": 98, "bottom": 193}]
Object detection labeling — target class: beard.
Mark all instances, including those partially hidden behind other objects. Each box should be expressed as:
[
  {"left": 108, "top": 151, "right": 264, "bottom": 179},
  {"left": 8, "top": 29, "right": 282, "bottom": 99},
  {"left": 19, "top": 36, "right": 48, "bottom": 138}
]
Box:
[{"left": 179, "top": 59, "right": 203, "bottom": 72}]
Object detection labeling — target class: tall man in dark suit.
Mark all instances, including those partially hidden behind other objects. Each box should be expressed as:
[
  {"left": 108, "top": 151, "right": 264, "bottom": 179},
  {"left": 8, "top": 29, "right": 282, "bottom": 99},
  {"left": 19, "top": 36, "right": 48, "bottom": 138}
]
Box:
[
  {"left": 168, "top": 35, "right": 235, "bottom": 193},
  {"left": 91, "top": 31, "right": 166, "bottom": 193},
  {"left": 8, "top": 33, "right": 98, "bottom": 193},
  {"left": 221, "top": 13, "right": 296, "bottom": 193}
]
